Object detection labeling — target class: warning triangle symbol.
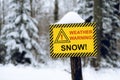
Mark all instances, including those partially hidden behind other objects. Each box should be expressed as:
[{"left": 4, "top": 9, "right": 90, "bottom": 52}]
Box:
[{"left": 54, "top": 28, "right": 70, "bottom": 43}]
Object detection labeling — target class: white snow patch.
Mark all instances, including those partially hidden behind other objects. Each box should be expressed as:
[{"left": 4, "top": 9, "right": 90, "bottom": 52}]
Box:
[
  {"left": 0, "top": 65, "right": 71, "bottom": 80},
  {"left": 6, "top": 31, "right": 19, "bottom": 38},
  {"left": 1, "top": 24, "right": 15, "bottom": 34},
  {"left": 5, "top": 40, "right": 25, "bottom": 53},
  {"left": 26, "top": 42, "right": 32, "bottom": 49},
  {"left": 23, "top": 13, "right": 28, "bottom": 22},
  {"left": 32, "top": 18, "right": 38, "bottom": 24},
  {"left": 28, "top": 19, "right": 38, "bottom": 33},
  {"left": 0, "top": 65, "right": 120, "bottom": 80},
  {"left": 20, "top": 24, "right": 30, "bottom": 40},
  {"left": 5, "top": 40, "right": 16, "bottom": 50},
  {"left": 56, "top": 12, "right": 85, "bottom": 24},
  {"left": 83, "top": 66, "right": 120, "bottom": 80},
  {"left": 15, "top": 15, "right": 21, "bottom": 24},
  {"left": 31, "top": 39, "right": 42, "bottom": 54}
]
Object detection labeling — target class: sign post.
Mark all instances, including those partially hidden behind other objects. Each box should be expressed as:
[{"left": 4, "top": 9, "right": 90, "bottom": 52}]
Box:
[
  {"left": 49, "top": 23, "right": 97, "bottom": 80},
  {"left": 70, "top": 57, "right": 83, "bottom": 80}
]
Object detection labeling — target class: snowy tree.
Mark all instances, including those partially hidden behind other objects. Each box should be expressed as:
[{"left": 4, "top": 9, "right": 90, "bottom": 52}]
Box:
[
  {"left": 101, "top": 0, "right": 120, "bottom": 67},
  {"left": 54, "top": 0, "right": 59, "bottom": 22},
  {"left": 76, "top": 0, "right": 93, "bottom": 22},
  {"left": 76, "top": 0, "right": 120, "bottom": 67},
  {"left": 1, "top": 0, "right": 44, "bottom": 65},
  {"left": 0, "top": 0, "right": 7, "bottom": 65}
]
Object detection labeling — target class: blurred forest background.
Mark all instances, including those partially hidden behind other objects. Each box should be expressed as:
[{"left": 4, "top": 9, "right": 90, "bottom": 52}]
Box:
[{"left": 0, "top": 0, "right": 120, "bottom": 68}]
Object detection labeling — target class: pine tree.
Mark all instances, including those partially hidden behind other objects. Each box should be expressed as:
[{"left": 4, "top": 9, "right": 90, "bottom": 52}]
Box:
[
  {"left": 0, "top": 0, "right": 6, "bottom": 65},
  {"left": 1, "top": 0, "right": 43, "bottom": 65},
  {"left": 101, "top": 0, "right": 120, "bottom": 67},
  {"left": 76, "top": 0, "right": 120, "bottom": 67},
  {"left": 76, "top": 0, "right": 93, "bottom": 22}
]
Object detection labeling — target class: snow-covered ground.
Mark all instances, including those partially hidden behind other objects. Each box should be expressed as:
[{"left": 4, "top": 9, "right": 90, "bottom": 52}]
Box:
[
  {"left": 0, "top": 64, "right": 70, "bottom": 80},
  {"left": 0, "top": 64, "right": 120, "bottom": 80},
  {"left": 83, "top": 67, "right": 120, "bottom": 80}
]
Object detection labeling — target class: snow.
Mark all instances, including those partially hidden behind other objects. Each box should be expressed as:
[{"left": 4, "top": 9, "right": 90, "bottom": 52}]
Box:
[
  {"left": 28, "top": 20, "right": 38, "bottom": 33},
  {"left": 56, "top": 12, "right": 85, "bottom": 24},
  {"left": 23, "top": 13, "right": 28, "bottom": 22},
  {"left": 0, "top": 65, "right": 120, "bottom": 80},
  {"left": 31, "top": 39, "right": 42, "bottom": 54},
  {"left": 5, "top": 40, "right": 25, "bottom": 53},
  {"left": 6, "top": 31, "right": 19, "bottom": 38},
  {"left": 15, "top": 15, "right": 21, "bottom": 24},
  {"left": 1, "top": 24, "right": 15, "bottom": 34},
  {"left": 83, "top": 67, "right": 120, "bottom": 80},
  {"left": 20, "top": 24, "right": 30, "bottom": 40},
  {"left": 0, "top": 65, "right": 70, "bottom": 80},
  {"left": 26, "top": 42, "right": 32, "bottom": 49},
  {"left": 5, "top": 39, "right": 16, "bottom": 50}
]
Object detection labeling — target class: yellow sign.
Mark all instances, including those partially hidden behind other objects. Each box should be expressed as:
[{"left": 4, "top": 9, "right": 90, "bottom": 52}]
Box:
[{"left": 49, "top": 23, "right": 97, "bottom": 58}]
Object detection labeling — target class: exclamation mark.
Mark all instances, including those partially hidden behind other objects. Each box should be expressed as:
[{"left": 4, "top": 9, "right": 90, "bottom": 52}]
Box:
[
  {"left": 84, "top": 44, "right": 87, "bottom": 50},
  {"left": 61, "top": 33, "right": 63, "bottom": 40}
]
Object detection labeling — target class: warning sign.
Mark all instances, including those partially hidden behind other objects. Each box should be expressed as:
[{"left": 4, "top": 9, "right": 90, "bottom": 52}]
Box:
[
  {"left": 54, "top": 28, "right": 70, "bottom": 43},
  {"left": 49, "top": 23, "right": 97, "bottom": 58}
]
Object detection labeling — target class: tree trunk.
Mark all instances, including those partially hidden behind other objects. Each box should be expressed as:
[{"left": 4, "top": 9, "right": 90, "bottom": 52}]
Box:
[
  {"left": 19, "top": 0, "right": 24, "bottom": 23},
  {"left": 54, "top": 0, "right": 59, "bottom": 22},
  {"left": 0, "top": 1, "right": 1, "bottom": 35},
  {"left": 70, "top": 57, "right": 83, "bottom": 80},
  {"left": 2, "top": 0, "right": 5, "bottom": 25},
  {"left": 30, "top": 0, "right": 35, "bottom": 17},
  {"left": 91, "top": 0, "right": 102, "bottom": 69}
]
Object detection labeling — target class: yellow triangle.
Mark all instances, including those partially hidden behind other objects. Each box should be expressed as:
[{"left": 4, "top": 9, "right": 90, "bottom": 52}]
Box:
[{"left": 54, "top": 28, "right": 70, "bottom": 43}]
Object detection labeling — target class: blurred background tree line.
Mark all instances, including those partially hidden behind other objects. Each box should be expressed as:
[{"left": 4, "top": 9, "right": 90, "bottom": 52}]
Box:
[{"left": 0, "top": 0, "right": 120, "bottom": 68}]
